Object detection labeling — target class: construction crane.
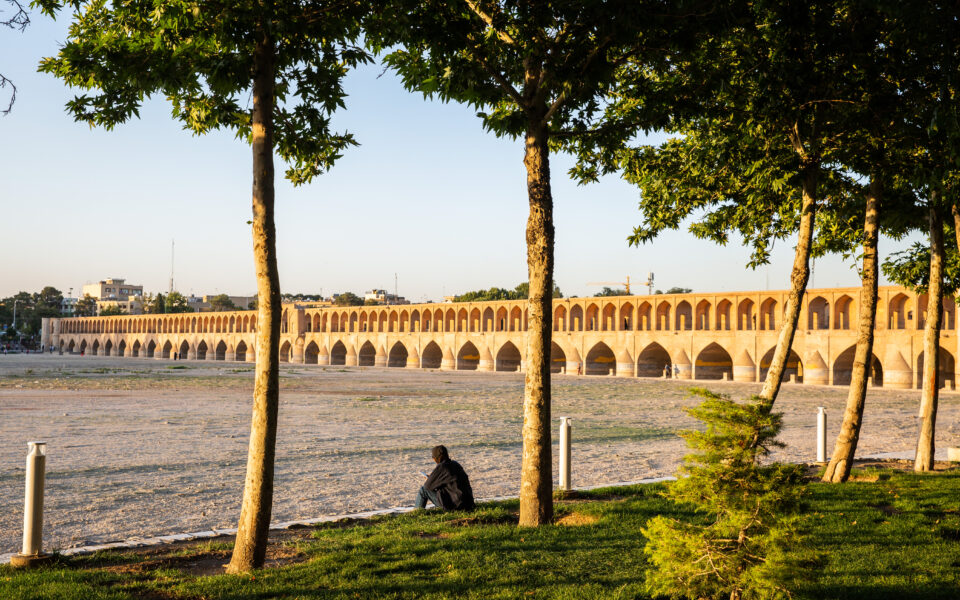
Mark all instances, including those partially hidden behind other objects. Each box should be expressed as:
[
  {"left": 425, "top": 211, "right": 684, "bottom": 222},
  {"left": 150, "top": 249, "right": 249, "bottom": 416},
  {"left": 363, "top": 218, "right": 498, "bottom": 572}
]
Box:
[
  {"left": 586, "top": 273, "right": 655, "bottom": 296},
  {"left": 586, "top": 276, "right": 632, "bottom": 295}
]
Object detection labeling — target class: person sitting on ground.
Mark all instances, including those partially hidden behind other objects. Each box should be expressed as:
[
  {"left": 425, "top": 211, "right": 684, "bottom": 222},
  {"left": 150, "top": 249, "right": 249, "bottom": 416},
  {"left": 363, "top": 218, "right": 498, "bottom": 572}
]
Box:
[{"left": 415, "top": 445, "right": 475, "bottom": 511}]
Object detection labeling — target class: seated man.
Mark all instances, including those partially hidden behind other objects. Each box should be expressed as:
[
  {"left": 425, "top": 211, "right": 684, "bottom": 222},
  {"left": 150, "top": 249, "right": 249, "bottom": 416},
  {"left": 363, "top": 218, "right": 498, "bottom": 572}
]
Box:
[{"left": 415, "top": 445, "right": 475, "bottom": 511}]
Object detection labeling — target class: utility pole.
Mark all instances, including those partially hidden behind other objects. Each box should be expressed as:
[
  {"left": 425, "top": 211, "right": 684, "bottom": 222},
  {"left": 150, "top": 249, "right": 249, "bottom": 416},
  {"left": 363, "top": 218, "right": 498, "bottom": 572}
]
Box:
[
  {"left": 394, "top": 273, "right": 398, "bottom": 302},
  {"left": 169, "top": 239, "right": 175, "bottom": 294}
]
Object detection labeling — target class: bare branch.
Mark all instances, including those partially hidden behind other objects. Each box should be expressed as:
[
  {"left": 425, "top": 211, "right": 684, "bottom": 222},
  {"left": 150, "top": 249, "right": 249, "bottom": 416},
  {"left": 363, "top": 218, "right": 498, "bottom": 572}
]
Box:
[
  {"left": 1, "top": 0, "right": 30, "bottom": 31},
  {"left": 1, "top": 71, "right": 17, "bottom": 115}
]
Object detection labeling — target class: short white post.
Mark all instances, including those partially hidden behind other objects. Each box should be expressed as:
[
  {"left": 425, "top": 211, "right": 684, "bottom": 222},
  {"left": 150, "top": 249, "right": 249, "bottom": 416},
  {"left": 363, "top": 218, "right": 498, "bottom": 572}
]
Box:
[
  {"left": 559, "top": 417, "right": 572, "bottom": 491},
  {"left": 816, "top": 407, "right": 827, "bottom": 463},
  {"left": 12, "top": 441, "right": 51, "bottom": 567}
]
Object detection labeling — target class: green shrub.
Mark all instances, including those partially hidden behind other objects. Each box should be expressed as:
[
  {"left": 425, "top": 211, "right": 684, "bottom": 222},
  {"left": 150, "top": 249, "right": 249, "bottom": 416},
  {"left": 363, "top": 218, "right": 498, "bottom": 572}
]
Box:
[{"left": 642, "top": 388, "right": 805, "bottom": 600}]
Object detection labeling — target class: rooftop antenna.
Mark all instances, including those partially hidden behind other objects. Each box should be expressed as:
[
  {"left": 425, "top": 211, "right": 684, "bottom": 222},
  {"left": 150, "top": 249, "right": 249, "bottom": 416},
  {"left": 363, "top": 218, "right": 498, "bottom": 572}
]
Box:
[
  {"left": 394, "top": 273, "right": 398, "bottom": 301},
  {"left": 169, "top": 239, "right": 175, "bottom": 293}
]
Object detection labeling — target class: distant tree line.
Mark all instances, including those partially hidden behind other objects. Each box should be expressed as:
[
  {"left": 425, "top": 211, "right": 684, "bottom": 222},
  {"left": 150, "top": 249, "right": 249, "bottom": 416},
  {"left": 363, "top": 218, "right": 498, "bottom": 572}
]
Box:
[{"left": 454, "top": 282, "right": 562, "bottom": 302}]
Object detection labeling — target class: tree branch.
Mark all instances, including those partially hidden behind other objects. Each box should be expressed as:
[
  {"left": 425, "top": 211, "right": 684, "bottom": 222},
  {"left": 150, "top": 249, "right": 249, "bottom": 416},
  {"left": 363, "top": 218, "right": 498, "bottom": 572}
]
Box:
[
  {"left": 463, "top": 0, "right": 516, "bottom": 46},
  {"left": 1, "top": 71, "right": 17, "bottom": 115}
]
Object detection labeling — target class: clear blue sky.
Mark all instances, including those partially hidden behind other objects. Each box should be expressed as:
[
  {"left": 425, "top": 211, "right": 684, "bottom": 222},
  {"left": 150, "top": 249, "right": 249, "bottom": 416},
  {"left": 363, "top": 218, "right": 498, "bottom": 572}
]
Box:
[{"left": 0, "top": 9, "right": 916, "bottom": 301}]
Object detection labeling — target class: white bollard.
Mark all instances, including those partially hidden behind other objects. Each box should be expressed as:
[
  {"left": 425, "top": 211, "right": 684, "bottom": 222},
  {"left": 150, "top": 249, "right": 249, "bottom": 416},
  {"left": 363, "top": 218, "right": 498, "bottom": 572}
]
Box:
[
  {"left": 559, "top": 417, "right": 572, "bottom": 491},
  {"left": 817, "top": 407, "right": 827, "bottom": 463},
  {"left": 12, "top": 442, "right": 51, "bottom": 567}
]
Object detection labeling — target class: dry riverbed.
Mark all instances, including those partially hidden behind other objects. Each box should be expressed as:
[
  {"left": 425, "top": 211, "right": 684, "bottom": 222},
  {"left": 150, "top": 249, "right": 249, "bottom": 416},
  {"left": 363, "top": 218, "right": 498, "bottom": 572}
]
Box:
[{"left": 1, "top": 353, "right": 958, "bottom": 555}]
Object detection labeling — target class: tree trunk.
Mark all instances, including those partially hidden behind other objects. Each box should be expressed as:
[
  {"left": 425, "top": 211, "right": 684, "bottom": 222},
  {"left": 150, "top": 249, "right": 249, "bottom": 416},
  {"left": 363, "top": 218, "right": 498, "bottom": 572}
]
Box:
[
  {"left": 915, "top": 204, "right": 944, "bottom": 471},
  {"left": 519, "top": 115, "right": 554, "bottom": 527},
  {"left": 823, "top": 177, "right": 880, "bottom": 483},
  {"left": 759, "top": 168, "right": 817, "bottom": 406},
  {"left": 227, "top": 32, "right": 280, "bottom": 573}
]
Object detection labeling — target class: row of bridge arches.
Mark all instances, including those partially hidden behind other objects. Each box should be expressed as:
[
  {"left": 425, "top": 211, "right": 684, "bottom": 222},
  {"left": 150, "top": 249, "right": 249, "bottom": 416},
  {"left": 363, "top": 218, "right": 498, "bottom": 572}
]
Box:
[
  {"left": 302, "top": 293, "right": 937, "bottom": 334},
  {"left": 60, "top": 314, "right": 256, "bottom": 335},
  {"left": 56, "top": 331, "right": 957, "bottom": 390},
  {"left": 263, "top": 338, "right": 957, "bottom": 389},
  {"left": 62, "top": 338, "right": 253, "bottom": 362}
]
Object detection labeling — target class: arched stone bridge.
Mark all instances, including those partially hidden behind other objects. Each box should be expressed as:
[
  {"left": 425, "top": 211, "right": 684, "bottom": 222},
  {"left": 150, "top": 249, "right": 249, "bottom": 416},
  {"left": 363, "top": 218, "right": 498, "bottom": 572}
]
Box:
[{"left": 44, "top": 285, "right": 958, "bottom": 390}]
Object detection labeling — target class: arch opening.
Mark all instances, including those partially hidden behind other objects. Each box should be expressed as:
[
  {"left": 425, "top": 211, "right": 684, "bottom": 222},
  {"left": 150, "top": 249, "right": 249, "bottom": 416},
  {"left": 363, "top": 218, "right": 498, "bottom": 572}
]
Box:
[
  {"left": 457, "top": 342, "right": 480, "bottom": 370},
  {"left": 388, "top": 342, "right": 408, "bottom": 368},
  {"left": 305, "top": 341, "right": 320, "bottom": 365},
  {"left": 585, "top": 342, "right": 616, "bottom": 376},
  {"left": 832, "top": 345, "right": 883, "bottom": 387},
  {"left": 421, "top": 342, "right": 443, "bottom": 369},
  {"left": 358, "top": 341, "right": 376, "bottom": 366},
  {"left": 496, "top": 342, "right": 522, "bottom": 372},
  {"left": 637, "top": 342, "right": 671, "bottom": 377},
  {"left": 695, "top": 343, "right": 733, "bottom": 380}
]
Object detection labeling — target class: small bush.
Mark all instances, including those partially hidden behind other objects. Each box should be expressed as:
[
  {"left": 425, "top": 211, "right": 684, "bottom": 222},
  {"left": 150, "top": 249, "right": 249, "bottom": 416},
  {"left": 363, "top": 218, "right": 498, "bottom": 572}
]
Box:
[{"left": 642, "top": 388, "right": 805, "bottom": 600}]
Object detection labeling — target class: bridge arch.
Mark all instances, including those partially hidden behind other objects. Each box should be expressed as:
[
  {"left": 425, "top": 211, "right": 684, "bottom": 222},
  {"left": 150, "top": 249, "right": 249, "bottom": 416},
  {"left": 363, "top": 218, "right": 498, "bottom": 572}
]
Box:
[
  {"left": 304, "top": 341, "right": 320, "bottom": 364},
  {"left": 637, "top": 301, "right": 652, "bottom": 331},
  {"left": 759, "top": 347, "right": 803, "bottom": 383},
  {"left": 421, "top": 341, "right": 443, "bottom": 369},
  {"left": 833, "top": 344, "right": 883, "bottom": 386},
  {"left": 496, "top": 341, "right": 522, "bottom": 372},
  {"left": 695, "top": 300, "right": 711, "bottom": 330},
  {"left": 676, "top": 301, "right": 692, "bottom": 331},
  {"left": 236, "top": 340, "right": 248, "bottom": 362},
  {"left": 916, "top": 347, "right": 956, "bottom": 390},
  {"left": 834, "top": 295, "right": 854, "bottom": 329},
  {"left": 117, "top": 339, "right": 127, "bottom": 357},
  {"left": 553, "top": 305, "right": 566, "bottom": 331},
  {"left": 197, "top": 340, "right": 209, "bottom": 361},
  {"left": 656, "top": 301, "right": 670, "bottom": 330},
  {"left": 550, "top": 342, "right": 566, "bottom": 374},
  {"left": 585, "top": 342, "right": 616, "bottom": 376},
  {"left": 457, "top": 341, "right": 480, "bottom": 370},
  {"left": 569, "top": 305, "right": 584, "bottom": 331},
  {"left": 104, "top": 339, "right": 113, "bottom": 356},
  {"left": 388, "top": 342, "right": 408, "bottom": 368},
  {"left": 637, "top": 342, "right": 671, "bottom": 377},
  {"left": 695, "top": 342, "right": 732, "bottom": 380},
  {"left": 759, "top": 298, "right": 777, "bottom": 330},
  {"left": 716, "top": 299, "right": 732, "bottom": 330},
  {"left": 738, "top": 298, "right": 754, "bottom": 330},
  {"left": 808, "top": 296, "right": 830, "bottom": 329},
  {"left": 601, "top": 303, "right": 616, "bottom": 331},
  {"left": 585, "top": 303, "right": 599, "bottom": 331},
  {"left": 358, "top": 341, "right": 376, "bottom": 366},
  {"left": 330, "top": 341, "right": 347, "bottom": 365}
]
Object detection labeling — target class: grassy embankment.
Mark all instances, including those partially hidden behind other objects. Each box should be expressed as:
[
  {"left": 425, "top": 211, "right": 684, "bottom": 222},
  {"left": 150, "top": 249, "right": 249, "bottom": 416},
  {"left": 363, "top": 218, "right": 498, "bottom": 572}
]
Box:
[{"left": 2, "top": 468, "right": 959, "bottom": 599}]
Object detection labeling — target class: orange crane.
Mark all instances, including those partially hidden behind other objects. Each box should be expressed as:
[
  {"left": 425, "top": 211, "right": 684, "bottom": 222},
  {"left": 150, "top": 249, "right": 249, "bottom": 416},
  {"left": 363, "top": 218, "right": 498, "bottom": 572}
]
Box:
[
  {"left": 586, "top": 274, "right": 655, "bottom": 296},
  {"left": 586, "top": 276, "right": 632, "bottom": 295}
]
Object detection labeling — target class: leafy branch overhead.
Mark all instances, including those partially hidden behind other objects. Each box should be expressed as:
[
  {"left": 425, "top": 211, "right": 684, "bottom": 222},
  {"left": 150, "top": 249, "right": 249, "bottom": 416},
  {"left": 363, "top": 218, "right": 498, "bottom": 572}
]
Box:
[{"left": 36, "top": 0, "right": 370, "bottom": 185}]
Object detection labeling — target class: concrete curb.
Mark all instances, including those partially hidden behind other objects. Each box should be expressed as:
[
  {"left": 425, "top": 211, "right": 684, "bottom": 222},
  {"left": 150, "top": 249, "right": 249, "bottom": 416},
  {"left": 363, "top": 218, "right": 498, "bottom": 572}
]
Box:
[{"left": 1, "top": 475, "right": 677, "bottom": 564}]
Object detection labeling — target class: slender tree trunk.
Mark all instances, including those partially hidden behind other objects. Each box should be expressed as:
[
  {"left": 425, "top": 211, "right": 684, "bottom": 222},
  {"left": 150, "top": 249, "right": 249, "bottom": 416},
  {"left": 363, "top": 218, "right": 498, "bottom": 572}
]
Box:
[
  {"left": 519, "top": 113, "right": 554, "bottom": 527},
  {"left": 915, "top": 203, "right": 944, "bottom": 471},
  {"left": 227, "top": 32, "right": 280, "bottom": 573},
  {"left": 759, "top": 168, "right": 817, "bottom": 406},
  {"left": 823, "top": 177, "right": 881, "bottom": 483}
]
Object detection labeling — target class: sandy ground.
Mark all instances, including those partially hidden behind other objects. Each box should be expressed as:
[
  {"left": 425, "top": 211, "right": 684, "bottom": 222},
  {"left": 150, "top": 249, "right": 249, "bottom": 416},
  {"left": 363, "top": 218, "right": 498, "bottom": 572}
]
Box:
[{"left": 1, "top": 353, "right": 958, "bottom": 555}]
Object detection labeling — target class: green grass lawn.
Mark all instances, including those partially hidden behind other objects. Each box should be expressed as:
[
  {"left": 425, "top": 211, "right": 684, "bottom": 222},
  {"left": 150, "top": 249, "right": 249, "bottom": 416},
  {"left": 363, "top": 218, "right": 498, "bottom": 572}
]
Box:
[{"left": 3, "top": 469, "right": 959, "bottom": 599}]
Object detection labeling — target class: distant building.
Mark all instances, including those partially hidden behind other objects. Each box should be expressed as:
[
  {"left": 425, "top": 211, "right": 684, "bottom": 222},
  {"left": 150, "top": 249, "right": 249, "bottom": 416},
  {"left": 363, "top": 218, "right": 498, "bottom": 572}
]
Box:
[
  {"left": 82, "top": 278, "right": 143, "bottom": 301},
  {"left": 364, "top": 289, "right": 408, "bottom": 305},
  {"left": 82, "top": 278, "right": 144, "bottom": 315},
  {"left": 60, "top": 297, "right": 78, "bottom": 317},
  {"left": 96, "top": 296, "right": 145, "bottom": 315},
  {"left": 179, "top": 294, "right": 257, "bottom": 312}
]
